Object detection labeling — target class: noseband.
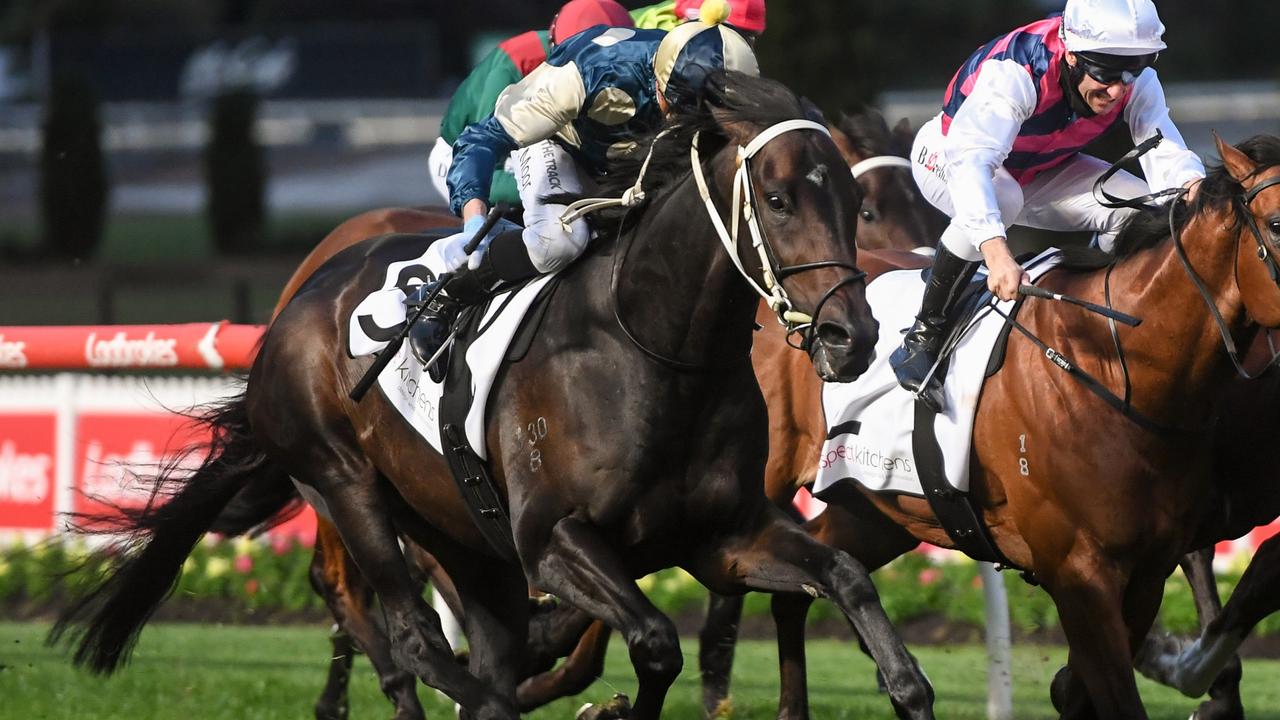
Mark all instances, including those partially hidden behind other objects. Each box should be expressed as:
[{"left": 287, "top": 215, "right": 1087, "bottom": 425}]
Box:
[
  {"left": 689, "top": 119, "right": 868, "bottom": 351},
  {"left": 849, "top": 155, "right": 913, "bottom": 179}
]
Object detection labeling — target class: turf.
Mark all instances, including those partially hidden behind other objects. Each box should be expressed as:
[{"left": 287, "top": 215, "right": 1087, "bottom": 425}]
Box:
[{"left": 4, "top": 622, "right": 1279, "bottom": 719}]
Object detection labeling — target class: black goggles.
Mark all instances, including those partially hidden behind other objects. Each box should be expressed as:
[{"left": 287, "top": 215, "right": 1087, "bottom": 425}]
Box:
[{"left": 1075, "top": 51, "right": 1158, "bottom": 86}]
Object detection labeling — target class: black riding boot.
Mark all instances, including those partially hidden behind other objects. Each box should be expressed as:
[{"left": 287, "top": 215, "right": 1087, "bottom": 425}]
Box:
[
  {"left": 889, "top": 244, "right": 981, "bottom": 412},
  {"left": 407, "top": 229, "right": 539, "bottom": 381}
]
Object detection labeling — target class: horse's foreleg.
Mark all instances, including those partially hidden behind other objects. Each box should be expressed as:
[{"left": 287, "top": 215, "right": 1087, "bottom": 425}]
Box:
[
  {"left": 524, "top": 516, "right": 683, "bottom": 720},
  {"left": 309, "top": 520, "right": 425, "bottom": 720},
  {"left": 1042, "top": 555, "right": 1150, "bottom": 720},
  {"left": 687, "top": 507, "right": 935, "bottom": 720},
  {"left": 699, "top": 593, "right": 744, "bottom": 718},
  {"left": 446, "top": 561, "right": 530, "bottom": 720},
  {"left": 304, "top": 459, "right": 516, "bottom": 719}
]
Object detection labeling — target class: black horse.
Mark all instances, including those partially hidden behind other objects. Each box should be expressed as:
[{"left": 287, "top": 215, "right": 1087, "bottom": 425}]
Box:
[{"left": 51, "top": 72, "right": 934, "bottom": 719}]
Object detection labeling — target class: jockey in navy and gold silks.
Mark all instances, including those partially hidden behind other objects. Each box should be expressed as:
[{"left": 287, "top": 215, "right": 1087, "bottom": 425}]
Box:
[
  {"left": 427, "top": 0, "right": 634, "bottom": 207},
  {"left": 406, "top": 5, "right": 758, "bottom": 374}
]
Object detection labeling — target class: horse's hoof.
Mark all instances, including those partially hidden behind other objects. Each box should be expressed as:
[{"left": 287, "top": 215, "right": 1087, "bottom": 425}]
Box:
[
  {"left": 1189, "top": 697, "right": 1245, "bottom": 720},
  {"left": 528, "top": 593, "right": 560, "bottom": 614},
  {"left": 575, "top": 693, "right": 632, "bottom": 720}
]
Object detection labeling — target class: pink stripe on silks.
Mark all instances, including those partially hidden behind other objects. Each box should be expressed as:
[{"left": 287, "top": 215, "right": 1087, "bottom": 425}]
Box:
[
  {"left": 1009, "top": 156, "right": 1073, "bottom": 184},
  {"left": 940, "top": 114, "right": 952, "bottom": 135}
]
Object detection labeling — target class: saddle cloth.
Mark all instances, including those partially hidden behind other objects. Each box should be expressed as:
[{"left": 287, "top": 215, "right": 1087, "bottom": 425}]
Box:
[
  {"left": 812, "top": 249, "right": 1061, "bottom": 498},
  {"left": 348, "top": 244, "right": 555, "bottom": 459}
]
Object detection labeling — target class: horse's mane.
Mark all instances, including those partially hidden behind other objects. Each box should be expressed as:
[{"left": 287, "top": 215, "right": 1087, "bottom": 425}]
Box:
[
  {"left": 1057, "top": 134, "right": 1280, "bottom": 271},
  {"left": 836, "top": 108, "right": 906, "bottom": 158},
  {"left": 580, "top": 70, "right": 809, "bottom": 239}
]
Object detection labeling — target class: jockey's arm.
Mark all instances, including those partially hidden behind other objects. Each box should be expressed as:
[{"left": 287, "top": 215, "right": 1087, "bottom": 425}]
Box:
[
  {"left": 944, "top": 61, "right": 1036, "bottom": 240},
  {"left": 447, "top": 61, "right": 587, "bottom": 220},
  {"left": 1123, "top": 68, "right": 1207, "bottom": 198}
]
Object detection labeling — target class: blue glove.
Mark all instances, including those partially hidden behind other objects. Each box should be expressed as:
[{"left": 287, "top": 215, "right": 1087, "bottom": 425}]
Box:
[{"left": 425, "top": 215, "right": 519, "bottom": 275}]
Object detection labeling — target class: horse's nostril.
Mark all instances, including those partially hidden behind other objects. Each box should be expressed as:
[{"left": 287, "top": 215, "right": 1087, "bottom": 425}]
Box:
[{"left": 816, "top": 321, "right": 853, "bottom": 350}]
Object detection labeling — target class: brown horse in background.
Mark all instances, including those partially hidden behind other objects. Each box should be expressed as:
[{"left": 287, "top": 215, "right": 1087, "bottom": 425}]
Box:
[
  {"left": 277, "top": 109, "right": 945, "bottom": 720},
  {"left": 53, "top": 74, "right": 936, "bottom": 720},
  {"left": 754, "top": 134, "right": 1280, "bottom": 719}
]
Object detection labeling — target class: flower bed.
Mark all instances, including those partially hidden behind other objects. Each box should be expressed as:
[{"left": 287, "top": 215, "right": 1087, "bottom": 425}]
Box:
[{"left": 4, "top": 538, "right": 1278, "bottom": 639}]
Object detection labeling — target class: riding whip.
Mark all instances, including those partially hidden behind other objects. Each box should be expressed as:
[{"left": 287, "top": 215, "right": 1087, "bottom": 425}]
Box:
[
  {"left": 349, "top": 203, "right": 509, "bottom": 402},
  {"left": 1017, "top": 285, "right": 1141, "bottom": 327}
]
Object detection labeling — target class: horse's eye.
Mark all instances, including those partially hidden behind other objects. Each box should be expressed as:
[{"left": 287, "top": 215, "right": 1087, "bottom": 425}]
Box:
[
  {"left": 1270, "top": 219, "right": 1280, "bottom": 236},
  {"left": 765, "top": 192, "right": 789, "bottom": 214},
  {"left": 860, "top": 208, "right": 877, "bottom": 222}
]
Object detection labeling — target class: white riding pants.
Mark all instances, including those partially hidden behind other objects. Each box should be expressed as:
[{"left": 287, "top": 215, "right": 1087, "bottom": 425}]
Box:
[
  {"left": 513, "top": 139, "right": 593, "bottom": 274},
  {"left": 910, "top": 115, "right": 1149, "bottom": 259}
]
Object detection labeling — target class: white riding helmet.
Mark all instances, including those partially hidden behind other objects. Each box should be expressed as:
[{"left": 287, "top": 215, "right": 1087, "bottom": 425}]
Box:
[
  {"left": 654, "top": 0, "right": 759, "bottom": 110},
  {"left": 1060, "top": 0, "right": 1167, "bottom": 56}
]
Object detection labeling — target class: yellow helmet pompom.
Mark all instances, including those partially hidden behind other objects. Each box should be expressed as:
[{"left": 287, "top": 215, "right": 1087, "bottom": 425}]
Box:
[{"left": 698, "top": 0, "right": 731, "bottom": 26}]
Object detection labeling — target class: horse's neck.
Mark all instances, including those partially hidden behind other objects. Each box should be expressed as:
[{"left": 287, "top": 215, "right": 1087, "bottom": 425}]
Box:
[
  {"left": 619, "top": 165, "right": 759, "bottom": 363},
  {"left": 1112, "top": 211, "right": 1251, "bottom": 407}
]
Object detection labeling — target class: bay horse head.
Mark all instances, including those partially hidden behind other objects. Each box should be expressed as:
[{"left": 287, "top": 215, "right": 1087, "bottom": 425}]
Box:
[
  {"left": 592, "top": 71, "right": 879, "bottom": 380},
  {"left": 1215, "top": 134, "right": 1280, "bottom": 329},
  {"left": 830, "top": 110, "right": 946, "bottom": 253}
]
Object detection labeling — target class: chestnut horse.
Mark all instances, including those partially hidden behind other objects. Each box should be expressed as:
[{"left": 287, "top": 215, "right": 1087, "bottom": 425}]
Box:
[
  {"left": 278, "top": 108, "right": 945, "bottom": 720},
  {"left": 755, "top": 134, "right": 1280, "bottom": 719},
  {"left": 52, "top": 74, "right": 936, "bottom": 719}
]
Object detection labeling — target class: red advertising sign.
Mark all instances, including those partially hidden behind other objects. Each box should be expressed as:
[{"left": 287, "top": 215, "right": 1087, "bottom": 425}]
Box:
[
  {"left": 0, "top": 413, "right": 58, "bottom": 531},
  {"left": 74, "top": 413, "right": 209, "bottom": 520},
  {"left": 70, "top": 411, "right": 316, "bottom": 545}
]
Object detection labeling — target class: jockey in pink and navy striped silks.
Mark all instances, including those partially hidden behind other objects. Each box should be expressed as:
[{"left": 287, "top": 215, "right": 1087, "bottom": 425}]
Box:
[{"left": 941, "top": 16, "right": 1127, "bottom": 186}]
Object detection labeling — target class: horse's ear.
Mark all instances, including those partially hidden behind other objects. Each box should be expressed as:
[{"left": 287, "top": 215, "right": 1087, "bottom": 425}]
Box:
[
  {"left": 892, "top": 118, "right": 916, "bottom": 152},
  {"left": 1215, "top": 131, "right": 1256, "bottom": 186},
  {"left": 798, "top": 96, "right": 827, "bottom": 125}
]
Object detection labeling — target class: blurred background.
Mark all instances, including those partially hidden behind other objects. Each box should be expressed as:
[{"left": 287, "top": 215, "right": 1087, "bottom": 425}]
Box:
[{"left": 1, "top": 0, "right": 1278, "bottom": 326}]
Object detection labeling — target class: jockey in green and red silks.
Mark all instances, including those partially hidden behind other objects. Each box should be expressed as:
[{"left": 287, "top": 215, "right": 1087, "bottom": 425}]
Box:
[{"left": 891, "top": 0, "right": 1206, "bottom": 413}]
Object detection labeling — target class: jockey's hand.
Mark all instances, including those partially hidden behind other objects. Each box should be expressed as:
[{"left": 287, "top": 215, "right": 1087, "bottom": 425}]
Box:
[
  {"left": 979, "top": 237, "right": 1030, "bottom": 303},
  {"left": 425, "top": 216, "right": 519, "bottom": 275},
  {"left": 1182, "top": 177, "right": 1202, "bottom": 204}
]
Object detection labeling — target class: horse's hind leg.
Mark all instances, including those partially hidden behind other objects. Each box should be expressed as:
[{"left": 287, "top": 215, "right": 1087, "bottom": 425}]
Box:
[
  {"left": 293, "top": 449, "right": 516, "bottom": 719},
  {"left": 309, "top": 519, "right": 425, "bottom": 720},
  {"left": 523, "top": 516, "right": 683, "bottom": 720},
  {"left": 1177, "top": 547, "right": 1243, "bottom": 720},
  {"left": 687, "top": 506, "right": 934, "bottom": 720},
  {"left": 518, "top": 614, "right": 613, "bottom": 712},
  {"left": 1140, "top": 534, "right": 1280, "bottom": 708}
]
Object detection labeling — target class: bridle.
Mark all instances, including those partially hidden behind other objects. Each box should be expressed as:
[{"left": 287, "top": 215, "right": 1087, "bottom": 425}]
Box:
[
  {"left": 562, "top": 118, "right": 869, "bottom": 363},
  {"left": 689, "top": 119, "right": 868, "bottom": 351}
]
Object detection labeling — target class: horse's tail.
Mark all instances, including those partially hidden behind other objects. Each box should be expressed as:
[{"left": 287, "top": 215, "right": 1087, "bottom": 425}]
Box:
[{"left": 48, "top": 390, "right": 298, "bottom": 675}]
